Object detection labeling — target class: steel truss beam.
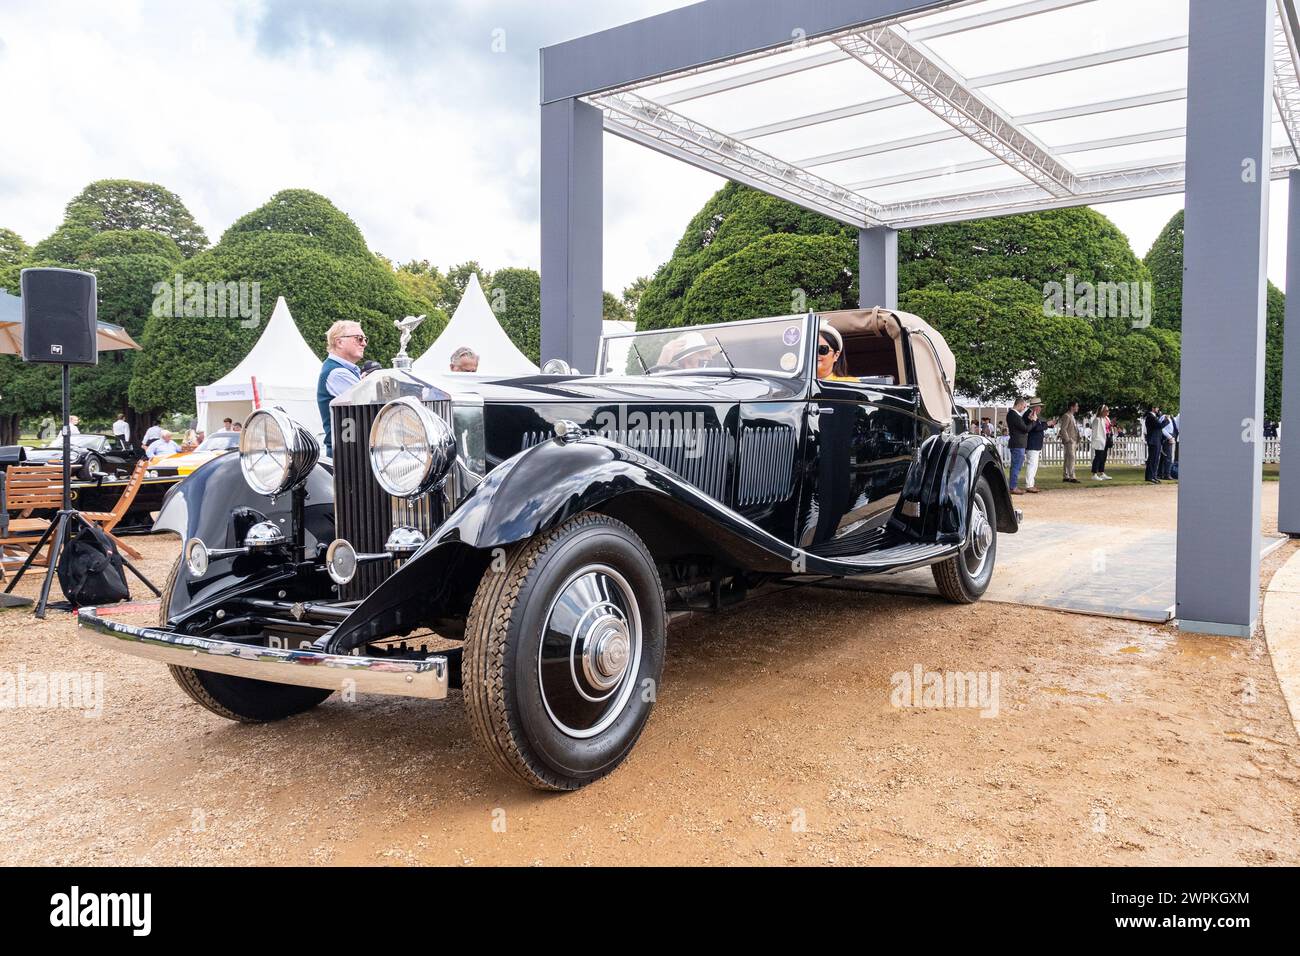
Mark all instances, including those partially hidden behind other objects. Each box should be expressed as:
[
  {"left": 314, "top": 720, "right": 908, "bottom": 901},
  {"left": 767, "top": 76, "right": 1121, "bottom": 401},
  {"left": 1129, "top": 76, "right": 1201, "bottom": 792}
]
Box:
[
  {"left": 833, "top": 27, "right": 1078, "bottom": 197},
  {"left": 846, "top": 127, "right": 1187, "bottom": 191},
  {"left": 1276, "top": 0, "right": 1300, "bottom": 155},
  {"left": 592, "top": 92, "right": 883, "bottom": 226},
  {"left": 883, "top": 146, "right": 1299, "bottom": 227},
  {"left": 731, "top": 87, "right": 1186, "bottom": 146}
]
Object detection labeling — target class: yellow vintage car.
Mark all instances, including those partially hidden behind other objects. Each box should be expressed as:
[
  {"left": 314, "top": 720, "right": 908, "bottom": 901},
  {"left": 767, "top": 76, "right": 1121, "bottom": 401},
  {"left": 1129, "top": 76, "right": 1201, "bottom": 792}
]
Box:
[{"left": 148, "top": 430, "right": 241, "bottom": 478}]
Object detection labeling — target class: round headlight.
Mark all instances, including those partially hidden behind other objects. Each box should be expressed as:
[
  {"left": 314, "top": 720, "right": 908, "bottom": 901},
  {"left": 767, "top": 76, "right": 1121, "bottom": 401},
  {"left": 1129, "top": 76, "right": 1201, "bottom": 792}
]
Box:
[
  {"left": 368, "top": 397, "right": 457, "bottom": 498},
  {"left": 240, "top": 407, "right": 319, "bottom": 498}
]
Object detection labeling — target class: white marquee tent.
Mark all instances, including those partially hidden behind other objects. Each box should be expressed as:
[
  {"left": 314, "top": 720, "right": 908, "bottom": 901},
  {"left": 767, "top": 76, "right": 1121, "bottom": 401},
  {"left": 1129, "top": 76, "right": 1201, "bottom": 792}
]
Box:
[
  {"left": 195, "top": 296, "right": 324, "bottom": 439},
  {"left": 413, "top": 274, "right": 539, "bottom": 375}
]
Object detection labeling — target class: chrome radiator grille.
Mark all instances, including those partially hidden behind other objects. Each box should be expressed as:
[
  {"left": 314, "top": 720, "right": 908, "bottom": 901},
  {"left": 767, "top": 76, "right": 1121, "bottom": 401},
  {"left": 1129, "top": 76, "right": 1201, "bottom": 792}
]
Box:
[{"left": 331, "top": 400, "right": 450, "bottom": 601}]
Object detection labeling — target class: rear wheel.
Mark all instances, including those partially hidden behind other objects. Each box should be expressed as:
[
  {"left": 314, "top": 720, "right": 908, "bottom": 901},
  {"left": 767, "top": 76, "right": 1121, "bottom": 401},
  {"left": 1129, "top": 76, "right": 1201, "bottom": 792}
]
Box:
[
  {"left": 159, "top": 557, "right": 333, "bottom": 722},
  {"left": 463, "top": 513, "right": 666, "bottom": 791},
  {"left": 932, "top": 475, "right": 997, "bottom": 603}
]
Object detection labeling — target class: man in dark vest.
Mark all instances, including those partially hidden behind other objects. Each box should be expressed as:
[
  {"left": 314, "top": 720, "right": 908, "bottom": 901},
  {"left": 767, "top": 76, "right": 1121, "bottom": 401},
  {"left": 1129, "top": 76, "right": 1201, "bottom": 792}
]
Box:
[
  {"left": 1006, "top": 396, "right": 1029, "bottom": 496},
  {"left": 317, "top": 320, "right": 366, "bottom": 457}
]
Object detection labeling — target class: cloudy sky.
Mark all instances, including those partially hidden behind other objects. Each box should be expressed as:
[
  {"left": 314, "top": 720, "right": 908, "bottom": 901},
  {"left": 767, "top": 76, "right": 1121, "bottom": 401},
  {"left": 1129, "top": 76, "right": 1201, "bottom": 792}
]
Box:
[{"left": 0, "top": 0, "right": 1292, "bottom": 293}]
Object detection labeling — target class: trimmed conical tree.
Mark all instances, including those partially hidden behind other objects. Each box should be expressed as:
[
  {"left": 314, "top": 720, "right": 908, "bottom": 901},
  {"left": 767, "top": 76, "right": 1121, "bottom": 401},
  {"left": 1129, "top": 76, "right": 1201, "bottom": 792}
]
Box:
[{"left": 129, "top": 189, "right": 445, "bottom": 415}]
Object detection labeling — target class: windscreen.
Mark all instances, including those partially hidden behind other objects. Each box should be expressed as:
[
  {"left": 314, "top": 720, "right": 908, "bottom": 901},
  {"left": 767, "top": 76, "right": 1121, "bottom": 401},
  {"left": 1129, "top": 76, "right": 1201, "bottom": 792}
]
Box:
[{"left": 598, "top": 316, "right": 809, "bottom": 378}]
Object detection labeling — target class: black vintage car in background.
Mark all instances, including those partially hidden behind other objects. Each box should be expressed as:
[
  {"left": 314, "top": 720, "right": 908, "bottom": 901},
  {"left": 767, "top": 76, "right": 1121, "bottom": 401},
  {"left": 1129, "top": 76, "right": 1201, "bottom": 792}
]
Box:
[
  {"left": 25, "top": 433, "right": 143, "bottom": 480},
  {"left": 80, "top": 308, "right": 1017, "bottom": 790}
]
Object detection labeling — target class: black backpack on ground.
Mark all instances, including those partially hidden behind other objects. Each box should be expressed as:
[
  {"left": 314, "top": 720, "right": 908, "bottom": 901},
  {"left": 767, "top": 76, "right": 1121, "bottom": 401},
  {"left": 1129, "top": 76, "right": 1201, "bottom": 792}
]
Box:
[{"left": 57, "top": 521, "right": 130, "bottom": 607}]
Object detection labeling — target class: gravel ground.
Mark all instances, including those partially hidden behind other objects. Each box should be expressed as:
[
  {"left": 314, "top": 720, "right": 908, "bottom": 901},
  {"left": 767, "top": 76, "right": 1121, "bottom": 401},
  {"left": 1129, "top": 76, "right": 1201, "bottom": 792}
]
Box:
[{"left": 1, "top": 482, "right": 1297, "bottom": 866}]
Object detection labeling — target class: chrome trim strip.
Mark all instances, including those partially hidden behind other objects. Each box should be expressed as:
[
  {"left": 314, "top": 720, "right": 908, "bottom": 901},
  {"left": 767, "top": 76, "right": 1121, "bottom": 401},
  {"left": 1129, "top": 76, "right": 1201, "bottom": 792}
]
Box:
[{"left": 77, "top": 606, "right": 448, "bottom": 700}]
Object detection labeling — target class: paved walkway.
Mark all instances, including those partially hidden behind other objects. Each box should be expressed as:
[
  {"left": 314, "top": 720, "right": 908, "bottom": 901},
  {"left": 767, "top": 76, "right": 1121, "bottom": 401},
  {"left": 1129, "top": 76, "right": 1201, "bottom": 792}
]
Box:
[
  {"left": 1264, "top": 546, "right": 1300, "bottom": 741},
  {"left": 838, "top": 521, "right": 1286, "bottom": 623}
]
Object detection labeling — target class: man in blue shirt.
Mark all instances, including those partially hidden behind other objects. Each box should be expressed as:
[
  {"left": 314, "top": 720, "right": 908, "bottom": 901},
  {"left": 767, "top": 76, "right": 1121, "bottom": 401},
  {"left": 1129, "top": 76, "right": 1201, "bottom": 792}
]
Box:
[{"left": 318, "top": 321, "right": 367, "bottom": 457}]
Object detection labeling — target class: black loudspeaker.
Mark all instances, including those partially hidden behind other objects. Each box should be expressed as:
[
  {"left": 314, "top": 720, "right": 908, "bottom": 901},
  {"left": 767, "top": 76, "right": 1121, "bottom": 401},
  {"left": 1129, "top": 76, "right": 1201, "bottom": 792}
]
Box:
[{"left": 20, "top": 267, "right": 98, "bottom": 366}]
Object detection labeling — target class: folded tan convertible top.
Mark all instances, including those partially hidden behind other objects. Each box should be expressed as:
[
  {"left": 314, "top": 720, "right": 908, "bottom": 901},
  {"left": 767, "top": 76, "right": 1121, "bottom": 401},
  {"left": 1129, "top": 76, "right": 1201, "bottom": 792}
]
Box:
[{"left": 819, "top": 307, "right": 958, "bottom": 423}]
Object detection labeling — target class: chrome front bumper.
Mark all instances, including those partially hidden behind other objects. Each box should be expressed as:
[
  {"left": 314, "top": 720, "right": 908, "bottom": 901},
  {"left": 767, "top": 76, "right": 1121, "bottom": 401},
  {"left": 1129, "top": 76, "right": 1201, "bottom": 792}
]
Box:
[{"left": 77, "top": 606, "right": 449, "bottom": 700}]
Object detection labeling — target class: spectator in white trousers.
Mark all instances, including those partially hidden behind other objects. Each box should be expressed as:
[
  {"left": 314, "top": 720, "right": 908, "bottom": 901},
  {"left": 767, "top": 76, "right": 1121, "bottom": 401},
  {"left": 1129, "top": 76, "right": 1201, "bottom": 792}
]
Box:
[{"left": 1023, "top": 397, "right": 1054, "bottom": 493}]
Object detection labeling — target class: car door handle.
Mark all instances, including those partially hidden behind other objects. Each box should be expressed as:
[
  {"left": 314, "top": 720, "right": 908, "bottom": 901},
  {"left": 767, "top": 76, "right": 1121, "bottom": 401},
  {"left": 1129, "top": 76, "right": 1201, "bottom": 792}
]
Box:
[{"left": 811, "top": 405, "right": 834, "bottom": 416}]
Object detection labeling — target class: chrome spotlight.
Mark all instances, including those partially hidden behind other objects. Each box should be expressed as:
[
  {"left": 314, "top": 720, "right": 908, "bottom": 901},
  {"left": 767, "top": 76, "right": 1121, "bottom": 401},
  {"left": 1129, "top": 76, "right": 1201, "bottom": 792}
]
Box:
[
  {"left": 384, "top": 526, "right": 426, "bottom": 558},
  {"left": 243, "top": 521, "right": 287, "bottom": 550}
]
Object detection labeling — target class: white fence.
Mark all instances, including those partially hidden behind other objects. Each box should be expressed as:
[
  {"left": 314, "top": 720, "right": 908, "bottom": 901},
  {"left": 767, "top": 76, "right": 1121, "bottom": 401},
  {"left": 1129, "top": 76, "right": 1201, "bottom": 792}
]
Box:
[{"left": 993, "top": 437, "right": 1281, "bottom": 466}]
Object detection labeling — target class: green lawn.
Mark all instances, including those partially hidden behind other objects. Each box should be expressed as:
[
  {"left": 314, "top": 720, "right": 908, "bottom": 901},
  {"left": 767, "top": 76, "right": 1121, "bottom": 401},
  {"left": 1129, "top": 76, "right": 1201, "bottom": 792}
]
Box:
[{"left": 1015, "top": 462, "right": 1279, "bottom": 490}]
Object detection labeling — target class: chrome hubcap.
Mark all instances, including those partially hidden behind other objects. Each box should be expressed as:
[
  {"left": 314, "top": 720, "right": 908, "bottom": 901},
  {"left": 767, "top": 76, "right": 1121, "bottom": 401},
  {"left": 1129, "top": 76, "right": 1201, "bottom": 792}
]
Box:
[
  {"left": 965, "top": 497, "right": 993, "bottom": 577},
  {"left": 539, "top": 564, "right": 642, "bottom": 739},
  {"left": 585, "top": 617, "right": 631, "bottom": 690}
]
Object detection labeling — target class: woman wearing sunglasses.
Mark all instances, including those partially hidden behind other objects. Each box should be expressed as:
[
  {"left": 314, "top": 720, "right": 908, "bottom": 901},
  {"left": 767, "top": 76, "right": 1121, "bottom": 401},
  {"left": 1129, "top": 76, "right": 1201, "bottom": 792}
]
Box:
[{"left": 816, "top": 322, "right": 856, "bottom": 382}]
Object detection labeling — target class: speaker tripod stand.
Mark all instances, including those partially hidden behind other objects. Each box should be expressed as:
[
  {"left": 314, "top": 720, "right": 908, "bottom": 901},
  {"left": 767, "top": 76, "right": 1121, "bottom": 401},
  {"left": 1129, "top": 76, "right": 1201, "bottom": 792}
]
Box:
[{"left": 3, "top": 365, "right": 158, "bottom": 618}]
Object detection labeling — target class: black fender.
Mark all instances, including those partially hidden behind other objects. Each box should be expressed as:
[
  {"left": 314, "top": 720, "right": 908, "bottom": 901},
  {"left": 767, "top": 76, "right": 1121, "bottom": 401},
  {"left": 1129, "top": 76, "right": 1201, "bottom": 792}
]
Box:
[
  {"left": 328, "top": 435, "right": 855, "bottom": 651},
  {"left": 894, "top": 432, "right": 1017, "bottom": 544},
  {"left": 153, "top": 453, "right": 336, "bottom": 622}
]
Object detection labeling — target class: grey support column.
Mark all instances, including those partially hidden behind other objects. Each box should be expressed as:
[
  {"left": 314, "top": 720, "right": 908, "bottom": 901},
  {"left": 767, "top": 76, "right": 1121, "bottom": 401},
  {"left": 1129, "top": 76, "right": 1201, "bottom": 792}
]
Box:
[
  {"left": 1176, "top": 0, "right": 1274, "bottom": 636},
  {"left": 1280, "top": 169, "right": 1300, "bottom": 536},
  {"left": 540, "top": 97, "right": 603, "bottom": 370},
  {"left": 859, "top": 226, "right": 898, "bottom": 309}
]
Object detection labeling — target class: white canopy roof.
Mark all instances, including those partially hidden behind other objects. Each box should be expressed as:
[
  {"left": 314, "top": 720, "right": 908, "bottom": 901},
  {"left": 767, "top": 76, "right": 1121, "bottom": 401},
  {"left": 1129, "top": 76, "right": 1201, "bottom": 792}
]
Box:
[
  {"left": 413, "top": 274, "right": 539, "bottom": 375},
  {"left": 195, "top": 296, "right": 324, "bottom": 437},
  {"left": 585, "top": 0, "right": 1300, "bottom": 227}
]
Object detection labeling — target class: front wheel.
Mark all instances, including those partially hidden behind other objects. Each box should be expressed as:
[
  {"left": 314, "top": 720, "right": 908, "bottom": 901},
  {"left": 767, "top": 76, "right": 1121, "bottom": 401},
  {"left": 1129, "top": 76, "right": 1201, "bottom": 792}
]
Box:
[
  {"left": 158, "top": 557, "right": 333, "bottom": 722},
  {"left": 932, "top": 475, "right": 998, "bottom": 603},
  {"left": 463, "top": 513, "right": 666, "bottom": 791},
  {"left": 80, "top": 454, "right": 103, "bottom": 480}
]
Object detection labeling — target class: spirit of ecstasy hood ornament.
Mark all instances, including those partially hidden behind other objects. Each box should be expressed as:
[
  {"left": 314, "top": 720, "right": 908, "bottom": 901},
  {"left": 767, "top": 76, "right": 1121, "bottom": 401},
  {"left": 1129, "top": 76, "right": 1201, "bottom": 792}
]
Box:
[{"left": 392, "top": 314, "right": 426, "bottom": 369}]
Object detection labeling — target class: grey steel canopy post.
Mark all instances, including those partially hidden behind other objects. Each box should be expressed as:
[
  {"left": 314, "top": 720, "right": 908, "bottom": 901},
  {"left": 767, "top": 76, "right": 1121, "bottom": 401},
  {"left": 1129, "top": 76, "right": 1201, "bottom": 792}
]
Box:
[
  {"left": 1280, "top": 168, "right": 1300, "bottom": 536},
  {"left": 1176, "top": 0, "right": 1275, "bottom": 637},
  {"left": 859, "top": 226, "right": 898, "bottom": 309},
  {"left": 541, "top": 97, "right": 603, "bottom": 369}
]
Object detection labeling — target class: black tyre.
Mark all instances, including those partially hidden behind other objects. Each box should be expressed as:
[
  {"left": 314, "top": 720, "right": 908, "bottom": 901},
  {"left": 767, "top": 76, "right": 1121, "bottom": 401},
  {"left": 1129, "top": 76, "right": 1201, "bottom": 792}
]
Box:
[
  {"left": 463, "top": 513, "right": 666, "bottom": 791},
  {"left": 80, "top": 454, "right": 103, "bottom": 480},
  {"left": 932, "top": 475, "right": 998, "bottom": 604},
  {"left": 158, "top": 557, "right": 333, "bottom": 722}
]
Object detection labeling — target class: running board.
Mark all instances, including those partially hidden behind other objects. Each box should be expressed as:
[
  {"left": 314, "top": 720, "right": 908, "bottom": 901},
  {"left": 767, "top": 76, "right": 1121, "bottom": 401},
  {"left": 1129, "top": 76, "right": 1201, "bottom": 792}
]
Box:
[{"left": 798, "top": 540, "right": 960, "bottom": 577}]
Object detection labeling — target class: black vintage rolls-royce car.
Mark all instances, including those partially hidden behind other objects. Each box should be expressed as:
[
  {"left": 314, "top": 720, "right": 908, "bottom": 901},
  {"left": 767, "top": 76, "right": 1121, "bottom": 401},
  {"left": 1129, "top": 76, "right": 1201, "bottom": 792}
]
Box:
[{"left": 79, "top": 307, "right": 1018, "bottom": 790}]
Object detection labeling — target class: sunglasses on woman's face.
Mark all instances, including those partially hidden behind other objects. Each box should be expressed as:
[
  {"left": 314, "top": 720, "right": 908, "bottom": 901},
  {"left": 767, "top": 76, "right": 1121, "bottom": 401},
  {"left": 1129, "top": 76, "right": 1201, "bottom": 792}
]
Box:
[{"left": 817, "top": 344, "right": 838, "bottom": 356}]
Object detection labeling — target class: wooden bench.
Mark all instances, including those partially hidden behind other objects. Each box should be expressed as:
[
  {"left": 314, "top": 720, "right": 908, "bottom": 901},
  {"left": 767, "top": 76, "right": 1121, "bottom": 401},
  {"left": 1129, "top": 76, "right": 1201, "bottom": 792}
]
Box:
[
  {"left": 0, "top": 465, "right": 62, "bottom": 570},
  {"left": 2, "top": 460, "right": 149, "bottom": 567}
]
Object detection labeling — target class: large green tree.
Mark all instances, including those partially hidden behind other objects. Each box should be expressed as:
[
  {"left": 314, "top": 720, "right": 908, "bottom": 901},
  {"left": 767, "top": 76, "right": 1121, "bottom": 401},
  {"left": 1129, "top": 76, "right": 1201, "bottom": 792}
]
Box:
[
  {"left": 678, "top": 233, "right": 857, "bottom": 325},
  {"left": 636, "top": 182, "right": 856, "bottom": 329},
  {"left": 899, "top": 207, "right": 1149, "bottom": 293},
  {"left": 637, "top": 182, "right": 1170, "bottom": 411},
  {"left": 1145, "top": 208, "right": 1285, "bottom": 419},
  {"left": 488, "top": 267, "right": 542, "bottom": 364},
  {"left": 1144, "top": 209, "right": 1184, "bottom": 331},
  {"left": 130, "top": 189, "right": 441, "bottom": 414},
  {"left": 0, "top": 227, "right": 29, "bottom": 269},
  {"left": 440, "top": 261, "right": 492, "bottom": 316},
  {"left": 0, "top": 183, "right": 201, "bottom": 439},
  {"left": 33, "top": 180, "right": 207, "bottom": 261}
]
